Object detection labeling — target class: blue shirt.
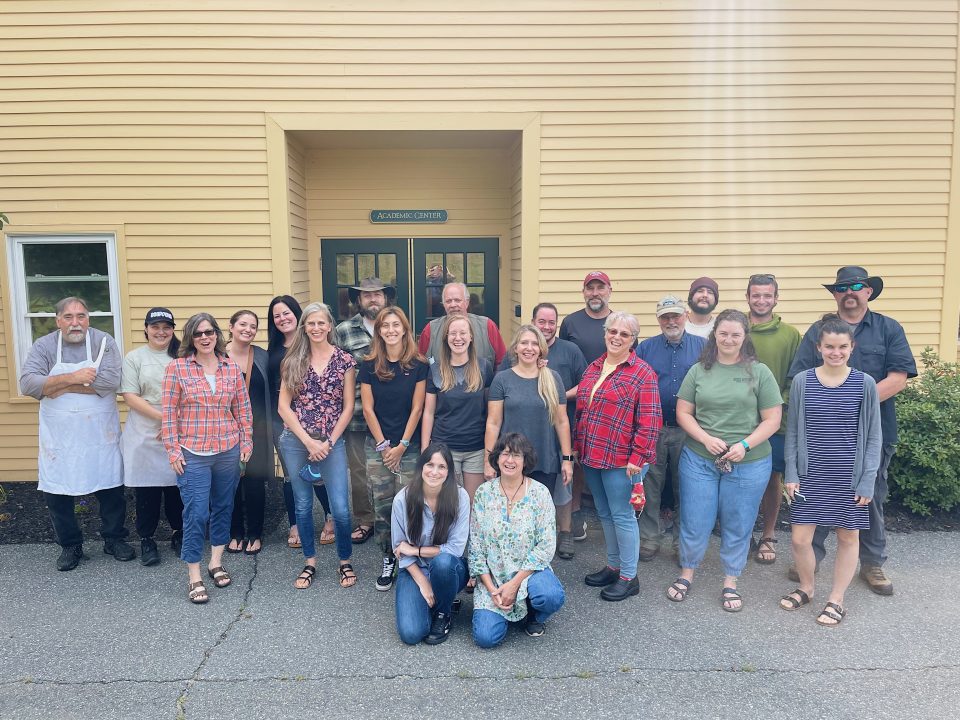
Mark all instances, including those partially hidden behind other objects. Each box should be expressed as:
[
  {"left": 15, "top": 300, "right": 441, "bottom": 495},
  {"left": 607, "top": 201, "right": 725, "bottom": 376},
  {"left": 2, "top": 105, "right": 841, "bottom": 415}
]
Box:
[
  {"left": 390, "top": 485, "right": 471, "bottom": 573},
  {"left": 636, "top": 331, "right": 705, "bottom": 425},
  {"left": 788, "top": 309, "right": 916, "bottom": 445}
]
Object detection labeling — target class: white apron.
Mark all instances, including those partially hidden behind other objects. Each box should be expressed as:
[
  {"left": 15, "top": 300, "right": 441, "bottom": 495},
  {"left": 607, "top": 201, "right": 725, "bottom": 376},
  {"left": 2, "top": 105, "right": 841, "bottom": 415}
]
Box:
[
  {"left": 121, "top": 403, "right": 177, "bottom": 488},
  {"left": 38, "top": 332, "right": 123, "bottom": 495}
]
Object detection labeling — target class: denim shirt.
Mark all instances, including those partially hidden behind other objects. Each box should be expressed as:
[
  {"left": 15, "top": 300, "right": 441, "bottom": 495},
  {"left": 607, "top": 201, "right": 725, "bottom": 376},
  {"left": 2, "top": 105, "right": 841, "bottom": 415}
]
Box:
[
  {"left": 390, "top": 486, "right": 470, "bottom": 573},
  {"left": 788, "top": 310, "right": 917, "bottom": 445},
  {"left": 636, "top": 331, "right": 705, "bottom": 425}
]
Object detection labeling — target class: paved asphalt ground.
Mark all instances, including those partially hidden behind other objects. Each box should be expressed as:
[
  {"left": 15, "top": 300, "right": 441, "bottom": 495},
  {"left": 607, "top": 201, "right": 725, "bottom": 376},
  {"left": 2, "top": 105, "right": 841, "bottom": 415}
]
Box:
[{"left": 1, "top": 520, "right": 957, "bottom": 720}]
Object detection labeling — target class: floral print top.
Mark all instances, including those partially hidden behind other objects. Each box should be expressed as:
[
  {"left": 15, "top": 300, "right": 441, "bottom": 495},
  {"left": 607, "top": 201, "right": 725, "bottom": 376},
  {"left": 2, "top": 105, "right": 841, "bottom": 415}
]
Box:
[
  {"left": 290, "top": 347, "right": 356, "bottom": 437},
  {"left": 468, "top": 477, "right": 556, "bottom": 622}
]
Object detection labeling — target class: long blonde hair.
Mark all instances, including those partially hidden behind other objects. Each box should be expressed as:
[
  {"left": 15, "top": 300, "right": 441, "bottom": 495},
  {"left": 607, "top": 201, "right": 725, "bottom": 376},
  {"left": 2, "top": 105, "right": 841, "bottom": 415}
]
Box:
[
  {"left": 508, "top": 324, "right": 559, "bottom": 424},
  {"left": 436, "top": 313, "right": 482, "bottom": 392},
  {"left": 280, "top": 302, "right": 338, "bottom": 394}
]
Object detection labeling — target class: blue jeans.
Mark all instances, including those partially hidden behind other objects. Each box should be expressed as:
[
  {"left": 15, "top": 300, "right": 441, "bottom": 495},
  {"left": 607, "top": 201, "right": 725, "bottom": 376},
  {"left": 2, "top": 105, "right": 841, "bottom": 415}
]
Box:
[
  {"left": 583, "top": 464, "right": 647, "bottom": 580},
  {"left": 678, "top": 446, "right": 771, "bottom": 577},
  {"left": 472, "top": 569, "right": 565, "bottom": 649},
  {"left": 395, "top": 553, "right": 468, "bottom": 645},
  {"left": 278, "top": 430, "right": 352, "bottom": 561},
  {"left": 177, "top": 445, "right": 240, "bottom": 563}
]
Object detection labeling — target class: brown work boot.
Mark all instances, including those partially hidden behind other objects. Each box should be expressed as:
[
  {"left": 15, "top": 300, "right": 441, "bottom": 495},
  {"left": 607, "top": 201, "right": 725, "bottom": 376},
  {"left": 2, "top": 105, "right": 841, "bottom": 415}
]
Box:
[{"left": 859, "top": 564, "right": 894, "bottom": 596}]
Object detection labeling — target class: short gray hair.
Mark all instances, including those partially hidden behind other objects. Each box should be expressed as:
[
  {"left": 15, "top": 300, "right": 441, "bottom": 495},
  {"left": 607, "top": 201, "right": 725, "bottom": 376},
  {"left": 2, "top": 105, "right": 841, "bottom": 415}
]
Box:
[
  {"left": 442, "top": 282, "right": 468, "bottom": 299},
  {"left": 55, "top": 297, "right": 89, "bottom": 315},
  {"left": 603, "top": 311, "right": 640, "bottom": 337}
]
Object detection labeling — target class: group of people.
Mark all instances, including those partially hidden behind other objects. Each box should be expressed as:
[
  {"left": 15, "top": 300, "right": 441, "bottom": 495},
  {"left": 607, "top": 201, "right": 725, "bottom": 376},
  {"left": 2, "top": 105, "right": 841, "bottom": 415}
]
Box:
[{"left": 20, "top": 262, "right": 915, "bottom": 644}]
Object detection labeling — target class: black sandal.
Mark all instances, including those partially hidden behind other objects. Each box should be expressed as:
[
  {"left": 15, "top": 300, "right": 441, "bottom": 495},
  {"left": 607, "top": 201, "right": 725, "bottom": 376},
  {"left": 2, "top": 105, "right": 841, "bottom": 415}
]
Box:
[
  {"left": 754, "top": 537, "right": 777, "bottom": 565},
  {"left": 816, "top": 601, "right": 845, "bottom": 626},
  {"left": 780, "top": 588, "right": 811, "bottom": 611},
  {"left": 666, "top": 577, "right": 691, "bottom": 602},
  {"left": 351, "top": 525, "right": 374, "bottom": 544},
  {"left": 294, "top": 565, "right": 316, "bottom": 590},
  {"left": 721, "top": 586, "right": 743, "bottom": 613},
  {"left": 338, "top": 563, "right": 357, "bottom": 588},
  {"left": 226, "top": 538, "right": 246, "bottom": 554},
  {"left": 244, "top": 538, "right": 262, "bottom": 556}
]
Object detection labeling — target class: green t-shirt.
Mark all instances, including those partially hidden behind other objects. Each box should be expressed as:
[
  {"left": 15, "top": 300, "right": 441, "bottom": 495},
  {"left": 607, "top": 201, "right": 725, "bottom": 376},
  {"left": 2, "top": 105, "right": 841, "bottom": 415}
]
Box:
[{"left": 677, "top": 360, "right": 782, "bottom": 462}]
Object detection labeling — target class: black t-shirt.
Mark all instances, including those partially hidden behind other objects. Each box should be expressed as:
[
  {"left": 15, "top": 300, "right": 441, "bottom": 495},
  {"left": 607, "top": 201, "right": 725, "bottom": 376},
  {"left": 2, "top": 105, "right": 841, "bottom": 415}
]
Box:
[
  {"left": 426, "top": 359, "right": 494, "bottom": 452},
  {"left": 559, "top": 309, "right": 609, "bottom": 364},
  {"left": 358, "top": 358, "right": 430, "bottom": 445}
]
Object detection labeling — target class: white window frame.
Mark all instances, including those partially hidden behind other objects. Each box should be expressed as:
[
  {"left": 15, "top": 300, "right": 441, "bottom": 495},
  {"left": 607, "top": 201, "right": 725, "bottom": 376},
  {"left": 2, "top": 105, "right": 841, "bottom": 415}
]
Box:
[{"left": 5, "top": 232, "right": 124, "bottom": 383}]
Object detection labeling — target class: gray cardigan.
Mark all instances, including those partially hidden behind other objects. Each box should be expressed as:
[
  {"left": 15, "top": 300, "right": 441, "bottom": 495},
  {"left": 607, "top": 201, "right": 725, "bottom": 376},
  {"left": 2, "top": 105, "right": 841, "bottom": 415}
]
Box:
[{"left": 784, "top": 369, "right": 883, "bottom": 499}]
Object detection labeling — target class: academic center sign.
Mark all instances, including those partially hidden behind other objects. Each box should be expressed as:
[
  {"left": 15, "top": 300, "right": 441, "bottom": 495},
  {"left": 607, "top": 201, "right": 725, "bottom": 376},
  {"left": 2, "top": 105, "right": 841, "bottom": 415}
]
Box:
[{"left": 370, "top": 209, "right": 448, "bottom": 224}]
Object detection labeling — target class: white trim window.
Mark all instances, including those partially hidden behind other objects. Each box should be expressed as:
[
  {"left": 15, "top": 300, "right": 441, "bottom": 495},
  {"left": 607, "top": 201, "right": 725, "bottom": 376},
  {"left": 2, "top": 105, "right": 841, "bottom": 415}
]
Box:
[{"left": 6, "top": 233, "right": 124, "bottom": 379}]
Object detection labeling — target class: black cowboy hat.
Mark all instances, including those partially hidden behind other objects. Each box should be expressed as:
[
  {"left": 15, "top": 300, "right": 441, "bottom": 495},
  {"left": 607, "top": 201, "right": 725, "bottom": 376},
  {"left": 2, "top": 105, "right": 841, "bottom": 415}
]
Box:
[
  {"left": 348, "top": 276, "right": 397, "bottom": 304},
  {"left": 822, "top": 266, "right": 883, "bottom": 301}
]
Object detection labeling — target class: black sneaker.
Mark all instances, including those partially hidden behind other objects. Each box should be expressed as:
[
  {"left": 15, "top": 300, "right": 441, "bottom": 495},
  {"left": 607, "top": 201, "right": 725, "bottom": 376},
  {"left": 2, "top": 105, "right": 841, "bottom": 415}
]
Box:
[
  {"left": 140, "top": 538, "right": 160, "bottom": 567},
  {"left": 424, "top": 612, "right": 453, "bottom": 645},
  {"left": 103, "top": 539, "right": 136, "bottom": 562},
  {"left": 525, "top": 617, "right": 546, "bottom": 637},
  {"left": 556, "top": 530, "right": 575, "bottom": 560},
  {"left": 170, "top": 530, "right": 183, "bottom": 556},
  {"left": 56, "top": 544, "right": 84, "bottom": 572},
  {"left": 375, "top": 555, "right": 397, "bottom": 592},
  {"left": 571, "top": 512, "right": 588, "bottom": 542}
]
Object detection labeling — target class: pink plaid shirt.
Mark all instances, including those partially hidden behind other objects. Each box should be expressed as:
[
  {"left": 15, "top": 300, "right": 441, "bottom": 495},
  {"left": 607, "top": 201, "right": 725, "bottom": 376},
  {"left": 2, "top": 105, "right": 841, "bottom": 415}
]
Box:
[{"left": 161, "top": 354, "right": 253, "bottom": 463}]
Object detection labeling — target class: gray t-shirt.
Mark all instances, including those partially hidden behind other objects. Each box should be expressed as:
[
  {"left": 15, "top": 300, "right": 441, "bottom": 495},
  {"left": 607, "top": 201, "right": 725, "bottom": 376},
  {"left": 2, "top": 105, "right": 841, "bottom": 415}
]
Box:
[
  {"left": 499, "top": 338, "right": 586, "bottom": 427},
  {"left": 120, "top": 345, "right": 174, "bottom": 406},
  {"left": 489, "top": 368, "right": 566, "bottom": 475},
  {"left": 19, "top": 328, "right": 122, "bottom": 399}
]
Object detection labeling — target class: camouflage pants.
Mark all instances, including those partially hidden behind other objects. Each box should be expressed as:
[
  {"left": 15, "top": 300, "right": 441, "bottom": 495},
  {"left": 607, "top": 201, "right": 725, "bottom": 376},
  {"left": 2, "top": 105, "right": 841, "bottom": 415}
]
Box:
[
  {"left": 364, "top": 437, "right": 419, "bottom": 555},
  {"left": 346, "top": 431, "right": 375, "bottom": 527}
]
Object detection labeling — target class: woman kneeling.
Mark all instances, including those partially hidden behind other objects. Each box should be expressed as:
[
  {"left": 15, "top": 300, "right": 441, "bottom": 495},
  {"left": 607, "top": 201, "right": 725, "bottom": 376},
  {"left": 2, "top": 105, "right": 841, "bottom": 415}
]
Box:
[
  {"left": 392, "top": 443, "right": 470, "bottom": 645},
  {"left": 470, "top": 433, "right": 565, "bottom": 648}
]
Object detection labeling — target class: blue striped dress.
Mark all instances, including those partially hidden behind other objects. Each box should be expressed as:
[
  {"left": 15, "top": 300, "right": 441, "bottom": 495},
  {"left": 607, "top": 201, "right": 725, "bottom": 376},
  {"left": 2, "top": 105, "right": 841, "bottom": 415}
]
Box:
[{"left": 791, "top": 369, "right": 870, "bottom": 530}]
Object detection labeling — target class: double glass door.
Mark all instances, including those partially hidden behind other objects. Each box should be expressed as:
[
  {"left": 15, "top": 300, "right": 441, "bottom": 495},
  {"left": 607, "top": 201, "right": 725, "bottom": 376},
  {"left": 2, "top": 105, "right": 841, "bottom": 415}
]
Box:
[{"left": 321, "top": 237, "right": 499, "bottom": 334}]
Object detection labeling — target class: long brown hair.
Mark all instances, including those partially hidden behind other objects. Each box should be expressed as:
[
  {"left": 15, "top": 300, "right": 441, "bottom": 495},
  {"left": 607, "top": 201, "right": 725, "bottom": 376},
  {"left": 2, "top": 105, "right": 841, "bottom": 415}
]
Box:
[
  {"left": 405, "top": 443, "right": 460, "bottom": 547},
  {"left": 280, "top": 302, "right": 339, "bottom": 395},
  {"left": 365, "top": 306, "right": 423, "bottom": 381},
  {"left": 435, "top": 313, "right": 482, "bottom": 392},
  {"left": 179, "top": 313, "right": 226, "bottom": 358}
]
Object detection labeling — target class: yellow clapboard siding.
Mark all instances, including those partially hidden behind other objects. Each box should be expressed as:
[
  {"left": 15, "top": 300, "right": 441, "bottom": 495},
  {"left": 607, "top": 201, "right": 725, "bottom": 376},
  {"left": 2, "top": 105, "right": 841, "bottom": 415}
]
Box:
[{"left": 0, "top": 1, "right": 958, "bottom": 481}]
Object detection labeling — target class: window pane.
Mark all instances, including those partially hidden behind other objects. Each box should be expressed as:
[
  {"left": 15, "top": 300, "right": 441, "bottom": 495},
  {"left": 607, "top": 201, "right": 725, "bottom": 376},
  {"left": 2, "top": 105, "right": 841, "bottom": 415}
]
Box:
[
  {"left": 357, "top": 254, "right": 375, "bottom": 282},
  {"left": 467, "top": 253, "right": 485, "bottom": 284},
  {"left": 30, "top": 315, "right": 115, "bottom": 343},
  {"left": 336, "top": 255, "right": 354, "bottom": 285},
  {"left": 377, "top": 254, "right": 397, "bottom": 288},
  {"left": 27, "top": 279, "right": 111, "bottom": 314},
  {"left": 23, "top": 243, "right": 108, "bottom": 277},
  {"left": 336, "top": 288, "right": 352, "bottom": 324},
  {"left": 446, "top": 254, "right": 464, "bottom": 285},
  {"left": 469, "top": 288, "right": 485, "bottom": 315}
]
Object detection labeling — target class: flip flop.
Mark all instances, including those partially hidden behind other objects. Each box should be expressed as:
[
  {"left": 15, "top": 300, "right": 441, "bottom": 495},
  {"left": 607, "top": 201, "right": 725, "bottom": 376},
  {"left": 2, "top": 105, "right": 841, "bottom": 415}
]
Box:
[
  {"left": 319, "top": 521, "right": 336, "bottom": 546},
  {"left": 226, "top": 538, "right": 246, "bottom": 554},
  {"left": 244, "top": 538, "right": 262, "bottom": 555},
  {"left": 287, "top": 533, "right": 302, "bottom": 549}
]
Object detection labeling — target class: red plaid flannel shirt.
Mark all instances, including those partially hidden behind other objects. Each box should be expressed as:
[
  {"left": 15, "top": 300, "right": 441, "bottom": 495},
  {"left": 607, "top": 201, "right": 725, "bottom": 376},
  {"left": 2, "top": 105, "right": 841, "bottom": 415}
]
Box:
[
  {"left": 161, "top": 355, "right": 253, "bottom": 463},
  {"left": 574, "top": 351, "right": 662, "bottom": 469}
]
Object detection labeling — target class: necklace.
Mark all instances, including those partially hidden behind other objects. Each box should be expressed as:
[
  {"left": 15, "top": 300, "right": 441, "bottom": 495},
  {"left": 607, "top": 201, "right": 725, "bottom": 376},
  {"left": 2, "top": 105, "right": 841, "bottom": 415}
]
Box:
[{"left": 501, "top": 478, "right": 526, "bottom": 513}]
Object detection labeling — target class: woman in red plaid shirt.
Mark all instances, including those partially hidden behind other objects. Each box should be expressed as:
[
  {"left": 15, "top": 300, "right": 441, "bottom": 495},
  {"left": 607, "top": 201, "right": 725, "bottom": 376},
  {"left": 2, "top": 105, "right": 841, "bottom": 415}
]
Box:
[
  {"left": 576, "top": 311, "right": 662, "bottom": 602},
  {"left": 161, "top": 313, "right": 253, "bottom": 604}
]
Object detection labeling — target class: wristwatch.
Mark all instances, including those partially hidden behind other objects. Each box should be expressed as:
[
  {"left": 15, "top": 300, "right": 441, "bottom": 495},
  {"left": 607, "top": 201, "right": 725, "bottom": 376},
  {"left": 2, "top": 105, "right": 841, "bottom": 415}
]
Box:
[{"left": 399, "top": 439, "right": 411, "bottom": 448}]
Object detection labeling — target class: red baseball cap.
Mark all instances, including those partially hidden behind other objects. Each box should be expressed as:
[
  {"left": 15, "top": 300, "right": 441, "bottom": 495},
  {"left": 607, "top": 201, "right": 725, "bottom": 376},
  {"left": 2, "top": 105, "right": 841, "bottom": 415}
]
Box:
[{"left": 583, "top": 271, "right": 611, "bottom": 287}]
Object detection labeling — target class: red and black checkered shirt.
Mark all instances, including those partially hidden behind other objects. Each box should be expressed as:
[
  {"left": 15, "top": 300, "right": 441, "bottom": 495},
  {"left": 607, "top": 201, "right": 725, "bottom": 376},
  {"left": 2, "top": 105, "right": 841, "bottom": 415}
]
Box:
[{"left": 574, "top": 351, "right": 662, "bottom": 469}]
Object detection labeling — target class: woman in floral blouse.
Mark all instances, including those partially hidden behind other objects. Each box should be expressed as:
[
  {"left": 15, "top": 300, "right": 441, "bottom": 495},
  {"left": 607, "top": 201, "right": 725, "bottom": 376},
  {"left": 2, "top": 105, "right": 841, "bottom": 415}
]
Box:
[
  {"left": 277, "top": 302, "right": 358, "bottom": 590},
  {"left": 469, "top": 432, "right": 565, "bottom": 647}
]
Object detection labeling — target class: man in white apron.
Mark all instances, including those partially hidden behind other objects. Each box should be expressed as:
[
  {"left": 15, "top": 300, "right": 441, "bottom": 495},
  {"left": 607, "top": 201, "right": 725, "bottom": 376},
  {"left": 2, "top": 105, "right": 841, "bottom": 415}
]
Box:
[{"left": 19, "top": 296, "right": 134, "bottom": 570}]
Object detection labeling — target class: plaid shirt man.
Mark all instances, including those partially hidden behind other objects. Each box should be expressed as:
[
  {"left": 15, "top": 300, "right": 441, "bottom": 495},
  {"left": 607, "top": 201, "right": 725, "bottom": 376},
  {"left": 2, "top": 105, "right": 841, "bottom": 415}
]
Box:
[
  {"left": 161, "top": 355, "right": 253, "bottom": 463},
  {"left": 336, "top": 313, "right": 373, "bottom": 433},
  {"left": 574, "top": 351, "right": 662, "bottom": 469}
]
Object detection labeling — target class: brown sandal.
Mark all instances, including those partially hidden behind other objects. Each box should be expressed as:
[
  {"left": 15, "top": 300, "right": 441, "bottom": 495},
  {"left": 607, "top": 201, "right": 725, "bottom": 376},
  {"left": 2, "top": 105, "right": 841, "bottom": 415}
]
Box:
[
  {"left": 338, "top": 562, "right": 357, "bottom": 588},
  {"left": 816, "top": 602, "right": 845, "bottom": 626},
  {"left": 754, "top": 537, "right": 777, "bottom": 565},
  {"left": 294, "top": 565, "right": 316, "bottom": 589},
  {"left": 188, "top": 580, "right": 209, "bottom": 604},
  {"left": 207, "top": 566, "right": 231, "bottom": 588}
]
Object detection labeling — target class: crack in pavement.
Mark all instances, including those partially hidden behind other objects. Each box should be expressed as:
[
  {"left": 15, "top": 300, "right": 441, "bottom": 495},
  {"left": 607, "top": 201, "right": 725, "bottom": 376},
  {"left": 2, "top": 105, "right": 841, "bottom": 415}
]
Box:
[
  {"left": 173, "top": 554, "right": 260, "bottom": 719},
  {"left": 6, "top": 662, "right": 958, "bottom": 688}
]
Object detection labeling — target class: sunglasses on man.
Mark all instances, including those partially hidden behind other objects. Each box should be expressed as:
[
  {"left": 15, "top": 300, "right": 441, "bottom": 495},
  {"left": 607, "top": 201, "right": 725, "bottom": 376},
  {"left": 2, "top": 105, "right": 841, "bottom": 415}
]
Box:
[{"left": 834, "top": 282, "right": 866, "bottom": 293}]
